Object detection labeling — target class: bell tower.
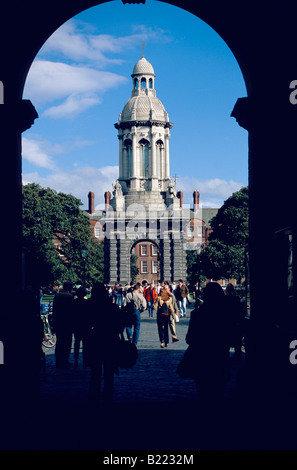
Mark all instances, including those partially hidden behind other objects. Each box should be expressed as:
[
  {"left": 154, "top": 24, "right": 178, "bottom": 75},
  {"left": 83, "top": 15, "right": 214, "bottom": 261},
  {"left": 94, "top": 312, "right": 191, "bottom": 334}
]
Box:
[
  {"left": 104, "top": 55, "right": 187, "bottom": 285},
  {"left": 113, "top": 56, "right": 177, "bottom": 211}
]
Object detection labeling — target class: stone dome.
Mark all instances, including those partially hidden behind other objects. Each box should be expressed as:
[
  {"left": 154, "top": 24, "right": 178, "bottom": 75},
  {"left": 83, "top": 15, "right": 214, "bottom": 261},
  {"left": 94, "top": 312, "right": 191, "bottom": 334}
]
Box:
[
  {"left": 132, "top": 57, "right": 155, "bottom": 76},
  {"left": 120, "top": 94, "right": 169, "bottom": 122}
]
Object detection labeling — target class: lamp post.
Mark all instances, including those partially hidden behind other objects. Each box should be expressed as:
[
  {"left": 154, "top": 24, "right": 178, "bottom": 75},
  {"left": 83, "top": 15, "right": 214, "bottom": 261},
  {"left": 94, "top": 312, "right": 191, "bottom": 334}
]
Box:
[{"left": 81, "top": 246, "right": 88, "bottom": 287}]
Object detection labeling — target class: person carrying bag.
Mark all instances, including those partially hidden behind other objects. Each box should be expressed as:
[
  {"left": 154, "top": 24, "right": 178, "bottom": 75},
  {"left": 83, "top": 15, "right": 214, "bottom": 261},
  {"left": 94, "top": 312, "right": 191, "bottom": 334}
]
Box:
[{"left": 154, "top": 288, "right": 175, "bottom": 348}]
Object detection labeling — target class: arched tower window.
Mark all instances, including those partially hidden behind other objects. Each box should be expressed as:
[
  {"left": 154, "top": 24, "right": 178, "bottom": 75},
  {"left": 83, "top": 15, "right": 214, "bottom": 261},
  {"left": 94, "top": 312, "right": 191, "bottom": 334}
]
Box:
[
  {"left": 139, "top": 138, "right": 149, "bottom": 178},
  {"left": 134, "top": 78, "right": 139, "bottom": 90},
  {"left": 141, "top": 77, "right": 147, "bottom": 89},
  {"left": 124, "top": 138, "right": 132, "bottom": 178},
  {"left": 149, "top": 78, "right": 153, "bottom": 89},
  {"left": 156, "top": 139, "right": 164, "bottom": 179}
]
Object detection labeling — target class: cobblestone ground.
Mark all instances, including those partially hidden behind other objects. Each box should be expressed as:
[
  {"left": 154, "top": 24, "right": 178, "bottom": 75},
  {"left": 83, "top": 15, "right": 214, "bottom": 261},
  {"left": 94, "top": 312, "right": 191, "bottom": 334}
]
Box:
[
  {"left": 27, "top": 303, "right": 246, "bottom": 450},
  {"left": 0, "top": 302, "right": 248, "bottom": 451},
  {"left": 40, "top": 307, "right": 198, "bottom": 405},
  {"left": 3, "top": 304, "right": 294, "bottom": 450}
]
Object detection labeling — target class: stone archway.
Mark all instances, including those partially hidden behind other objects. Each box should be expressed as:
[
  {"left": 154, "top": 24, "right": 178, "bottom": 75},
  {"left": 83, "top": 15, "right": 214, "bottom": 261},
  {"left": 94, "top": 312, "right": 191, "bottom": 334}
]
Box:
[
  {"left": 1, "top": 0, "right": 297, "bottom": 421},
  {"left": 130, "top": 238, "right": 160, "bottom": 284}
]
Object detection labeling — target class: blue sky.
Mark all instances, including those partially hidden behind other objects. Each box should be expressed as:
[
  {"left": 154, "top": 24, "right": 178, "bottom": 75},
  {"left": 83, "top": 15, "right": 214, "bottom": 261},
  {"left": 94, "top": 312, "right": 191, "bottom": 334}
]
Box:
[{"left": 22, "top": 0, "right": 248, "bottom": 209}]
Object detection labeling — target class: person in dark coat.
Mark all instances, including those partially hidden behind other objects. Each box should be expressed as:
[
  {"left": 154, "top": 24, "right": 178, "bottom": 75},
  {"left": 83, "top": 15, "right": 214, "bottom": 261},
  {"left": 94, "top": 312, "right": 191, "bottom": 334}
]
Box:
[
  {"left": 73, "top": 286, "right": 90, "bottom": 367},
  {"left": 225, "top": 283, "right": 244, "bottom": 360},
  {"left": 182, "top": 282, "right": 233, "bottom": 401},
  {"left": 52, "top": 281, "right": 74, "bottom": 368},
  {"left": 88, "top": 282, "right": 122, "bottom": 404}
]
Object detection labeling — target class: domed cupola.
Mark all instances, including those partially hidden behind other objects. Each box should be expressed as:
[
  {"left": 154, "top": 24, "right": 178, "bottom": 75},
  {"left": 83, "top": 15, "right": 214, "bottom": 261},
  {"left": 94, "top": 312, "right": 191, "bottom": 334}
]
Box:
[
  {"left": 116, "top": 56, "right": 172, "bottom": 126},
  {"left": 132, "top": 56, "right": 155, "bottom": 77}
]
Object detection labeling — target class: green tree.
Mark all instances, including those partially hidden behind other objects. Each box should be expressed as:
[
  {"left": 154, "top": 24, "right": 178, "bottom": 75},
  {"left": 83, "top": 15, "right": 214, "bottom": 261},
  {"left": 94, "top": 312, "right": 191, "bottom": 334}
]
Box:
[
  {"left": 200, "top": 186, "right": 249, "bottom": 282},
  {"left": 22, "top": 183, "right": 104, "bottom": 287},
  {"left": 130, "top": 253, "right": 139, "bottom": 282},
  {"left": 186, "top": 250, "right": 207, "bottom": 286}
]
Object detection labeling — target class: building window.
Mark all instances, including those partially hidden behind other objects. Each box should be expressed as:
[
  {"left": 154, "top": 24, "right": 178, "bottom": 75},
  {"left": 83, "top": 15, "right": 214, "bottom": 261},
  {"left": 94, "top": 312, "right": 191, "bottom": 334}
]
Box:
[
  {"left": 141, "top": 261, "right": 148, "bottom": 273},
  {"left": 124, "top": 139, "right": 132, "bottom": 178},
  {"left": 94, "top": 223, "right": 101, "bottom": 239},
  {"left": 156, "top": 140, "right": 164, "bottom": 179},
  {"left": 187, "top": 225, "right": 194, "bottom": 237},
  {"left": 149, "top": 78, "right": 153, "bottom": 89},
  {"left": 139, "top": 139, "right": 149, "bottom": 178},
  {"left": 141, "top": 244, "right": 147, "bottom": 255},
  {"left": 152, "top": 260, "right": 158, "bottom": 273},
  {"left": 197, "top": 225, "right": 203, "bottom": 237},
  {"left": 151, "top": 244, "right": 158, "bottom": 256},
  {"left": 134, "top": 78, "right": 139, "bottom": 90},
  {"left": 141, "top": 77, "right": 146, "bottom": 88}
]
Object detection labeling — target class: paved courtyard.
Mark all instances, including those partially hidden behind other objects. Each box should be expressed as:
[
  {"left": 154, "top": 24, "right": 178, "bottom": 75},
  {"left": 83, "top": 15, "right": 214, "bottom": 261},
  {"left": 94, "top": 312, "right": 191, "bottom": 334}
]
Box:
[
  {"left": 40, "top": 307, "right": 198, "bottom": 406},
  {"left": 3, "top": 303, "right": 294, "bottom": 450},
  {"left": 27, "top": 303, "right": 245, "bottom": 450}
]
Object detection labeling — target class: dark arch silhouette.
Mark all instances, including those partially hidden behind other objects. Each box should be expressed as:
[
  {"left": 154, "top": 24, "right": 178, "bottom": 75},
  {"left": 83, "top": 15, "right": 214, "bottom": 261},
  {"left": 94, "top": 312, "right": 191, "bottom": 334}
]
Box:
[{"left": 1, "top": 0, "right": 297, "bottom": 451}]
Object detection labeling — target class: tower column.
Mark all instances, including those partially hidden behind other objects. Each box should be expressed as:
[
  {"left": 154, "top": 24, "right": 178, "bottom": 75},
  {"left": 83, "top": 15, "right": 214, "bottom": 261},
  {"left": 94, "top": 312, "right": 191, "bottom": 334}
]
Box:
[
  {"left": 151, "top": 131, "right": 157, "bottom": 178},
  {"left": 165, "top": 133, "right": 170, "bottom": 178},
  {"left": 118, "top": 135, "right": 123, "bottom": 179},
  {"left": 132, "top": 131, "right": 137, "bottom": 178},
  {"left": 123, "top": 146, "right": 127, "bottom": 178}
]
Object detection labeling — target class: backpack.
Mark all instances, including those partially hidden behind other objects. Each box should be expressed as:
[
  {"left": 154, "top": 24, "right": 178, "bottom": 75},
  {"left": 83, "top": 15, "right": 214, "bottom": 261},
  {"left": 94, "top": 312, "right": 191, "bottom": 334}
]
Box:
[
  {"left": 160, "top": 300, "right": 170, "bottom": 315},
  {"left": 121, "top": 294, "right": 136, "bottom": 327}
]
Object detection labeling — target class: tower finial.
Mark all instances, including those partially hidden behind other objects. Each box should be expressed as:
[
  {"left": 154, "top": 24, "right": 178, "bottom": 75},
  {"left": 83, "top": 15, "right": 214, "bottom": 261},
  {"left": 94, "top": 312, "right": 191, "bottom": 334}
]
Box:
[{"left": 139, "top": 41, "right": 147, "bottom": 58}]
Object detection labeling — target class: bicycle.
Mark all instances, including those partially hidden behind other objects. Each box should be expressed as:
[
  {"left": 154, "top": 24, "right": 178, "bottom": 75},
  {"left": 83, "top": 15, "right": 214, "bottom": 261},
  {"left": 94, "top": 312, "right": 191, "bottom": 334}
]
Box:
[{"left": 41, "top": 303, "right": 56, "bottom": 348}]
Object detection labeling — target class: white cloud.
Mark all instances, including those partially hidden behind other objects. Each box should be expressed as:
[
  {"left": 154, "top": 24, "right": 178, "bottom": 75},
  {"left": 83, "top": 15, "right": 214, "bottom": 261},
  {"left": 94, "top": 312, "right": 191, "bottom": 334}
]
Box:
[
  {"left": 40, "top": 20, "right": 172, "bottom": 65},
  {"left": 177, "top": 176, "right": 244, "bottom": 207},
  {"left": 43, "top": 93, "right": 101, "bottom": 119},
  {"left": 22, "top": 165, "right": 119, "bottom": 207},
  {"left": 24, "top": 60, "right": 127, "bottom": 112},
  {"left": 23, "top": 20, "right": 172, "bottom": 119},
  {"left": 22, "top": 137, "right": 57, "bottom": 170}
]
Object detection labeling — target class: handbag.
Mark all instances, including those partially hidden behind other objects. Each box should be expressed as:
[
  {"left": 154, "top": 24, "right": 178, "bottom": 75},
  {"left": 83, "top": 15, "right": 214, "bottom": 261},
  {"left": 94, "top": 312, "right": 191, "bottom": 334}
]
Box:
[
  {"left": 176, "top": 346, "right": 196, "bottom": 379},
  {"left": 174, "top": 313, "right": 180, "bottom": 323},
  {"left": 116, "top": 339, "right": 138, "bottom": 369}
]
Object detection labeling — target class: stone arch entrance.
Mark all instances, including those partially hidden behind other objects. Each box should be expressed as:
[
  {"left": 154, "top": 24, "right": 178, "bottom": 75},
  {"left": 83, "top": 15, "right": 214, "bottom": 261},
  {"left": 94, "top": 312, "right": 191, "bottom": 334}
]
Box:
[
  {"left": 130, "top": 238, "right": 160, "bottom": 284},
  {"left": 1, "top": 0, "right": 297, "bottom": 424}
]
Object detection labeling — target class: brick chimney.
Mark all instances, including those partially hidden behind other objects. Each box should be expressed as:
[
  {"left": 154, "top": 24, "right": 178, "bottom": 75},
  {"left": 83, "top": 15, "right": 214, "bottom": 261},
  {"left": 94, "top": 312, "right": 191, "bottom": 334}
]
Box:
[
  {"left": 177, "top": 190, "right": 183, "bottom": 208},
  {"left": 104, "top": 190, "right": 111, "bottom": 212},
  {"left": 88, "top": 191, "right": 95, "bottom": 214},
  {"left": 193, "top": 190, "right": 200, "bottom": 212}
]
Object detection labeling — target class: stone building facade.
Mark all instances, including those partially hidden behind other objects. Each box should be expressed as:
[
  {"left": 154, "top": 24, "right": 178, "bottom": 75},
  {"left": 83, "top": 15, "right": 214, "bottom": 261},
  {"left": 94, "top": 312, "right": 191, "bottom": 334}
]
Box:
[{"left": 87, "top": 56, "right": 216, "bottom": 285}]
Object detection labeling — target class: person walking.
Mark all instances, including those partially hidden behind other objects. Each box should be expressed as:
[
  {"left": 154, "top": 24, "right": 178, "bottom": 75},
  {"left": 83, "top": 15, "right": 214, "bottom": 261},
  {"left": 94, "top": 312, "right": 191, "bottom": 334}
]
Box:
[
  {"left": 125, "top": 282, "right": 147, "bottom": 346},
  {"left": 175, "top": 279, "right": 189, "bottom": 317},
  {"left": 154, "top": 288, "right": 175, "bottom": 348},
  {"left": 225, "top": 283, "right": 244, "bottom": 360},
  {"left": 73, "top": 286, "right": 90, "bottom": 367},
  {"left": 52, "top": 281, "right": 74, "bottom": 368},
  {"left": 163, "top": 281, "right": 179, "bottom": 342},
  {"left": 144, "top": 282, "right": 157, "bottom": 317},
  {"left": 177, "top": 282, "right": 233, "bottom": 401},
  {"left": 88, "top": 282, "right": 122, "bottom": 404},
  {"left": 116, "top": 283, "right": 124, "bottom": 308}
]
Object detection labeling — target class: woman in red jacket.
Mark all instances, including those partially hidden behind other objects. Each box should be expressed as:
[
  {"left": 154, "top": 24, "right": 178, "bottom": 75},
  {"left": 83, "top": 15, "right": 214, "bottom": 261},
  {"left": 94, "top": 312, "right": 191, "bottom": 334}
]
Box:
[{"left": 144, "top": 283, "right": 158, "bottom": 317}]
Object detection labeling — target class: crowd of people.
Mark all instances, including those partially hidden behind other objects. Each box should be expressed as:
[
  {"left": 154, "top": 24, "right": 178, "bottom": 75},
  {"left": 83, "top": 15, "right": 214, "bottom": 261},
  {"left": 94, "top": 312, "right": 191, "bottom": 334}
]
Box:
[{"left": 46, "top": 278, "right": 246, "bottom": 404}]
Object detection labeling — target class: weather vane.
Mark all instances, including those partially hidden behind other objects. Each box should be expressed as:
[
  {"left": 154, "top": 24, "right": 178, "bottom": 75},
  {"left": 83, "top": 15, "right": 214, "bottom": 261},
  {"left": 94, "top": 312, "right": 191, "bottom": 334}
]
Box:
[{"left": 139, "top": 41, "right": 147, "bottom": 57}]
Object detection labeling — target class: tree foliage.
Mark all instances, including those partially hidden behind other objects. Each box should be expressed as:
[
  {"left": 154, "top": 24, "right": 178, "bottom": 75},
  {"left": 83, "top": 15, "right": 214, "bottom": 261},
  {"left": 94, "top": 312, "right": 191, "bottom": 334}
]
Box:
[
  {"left": 22, "top": 183, "right": 104, "bottom": 287},
  {"left": 186, "top": 249, "right": 207, "bottom": 285},
  {"left": 199, "top": 187, "right": 249, "bottom": 282},
  {"left": 130, "top": 254, "right": 139, "bottom": 282}
]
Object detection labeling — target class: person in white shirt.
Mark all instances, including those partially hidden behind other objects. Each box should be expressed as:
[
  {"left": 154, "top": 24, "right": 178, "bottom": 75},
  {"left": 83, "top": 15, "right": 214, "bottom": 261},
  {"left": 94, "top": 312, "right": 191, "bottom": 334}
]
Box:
[{"left": 125, "top": 282, "right": 147, "bottom": 345}]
